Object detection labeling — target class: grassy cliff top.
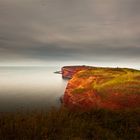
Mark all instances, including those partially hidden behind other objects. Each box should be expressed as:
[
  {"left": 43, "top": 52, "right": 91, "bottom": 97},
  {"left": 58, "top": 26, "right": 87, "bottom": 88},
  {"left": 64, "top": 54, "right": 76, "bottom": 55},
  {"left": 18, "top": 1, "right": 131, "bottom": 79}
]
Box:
[
  {"left": 74, "top": 67, "right": 140, "bottom": 95},
  {"left": 63, "top": 67, "right": 140, "bottom": 110}
]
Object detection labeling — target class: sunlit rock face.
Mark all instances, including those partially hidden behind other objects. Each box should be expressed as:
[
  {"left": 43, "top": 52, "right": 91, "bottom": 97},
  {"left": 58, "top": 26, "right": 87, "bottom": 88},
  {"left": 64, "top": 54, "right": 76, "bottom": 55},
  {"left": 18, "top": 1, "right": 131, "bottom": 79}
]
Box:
[{"left": 63, "top": 67, "right": 140, "bottom": 110}]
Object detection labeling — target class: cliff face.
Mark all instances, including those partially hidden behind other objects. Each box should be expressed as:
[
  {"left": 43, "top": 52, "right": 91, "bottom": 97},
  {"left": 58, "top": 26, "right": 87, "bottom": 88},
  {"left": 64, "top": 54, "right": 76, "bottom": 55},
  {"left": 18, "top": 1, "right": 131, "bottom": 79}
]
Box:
[
  {"left": 63, "top": 67, "right": 140, "bottom": 110},
  {"left": 61, "top": 66, "right": 92, "bottom": 79}
]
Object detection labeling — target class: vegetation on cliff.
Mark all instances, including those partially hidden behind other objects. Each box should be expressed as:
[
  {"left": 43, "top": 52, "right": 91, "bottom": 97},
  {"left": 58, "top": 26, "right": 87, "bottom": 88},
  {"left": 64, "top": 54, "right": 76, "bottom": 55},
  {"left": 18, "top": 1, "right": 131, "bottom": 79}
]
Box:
[
  {"left": 61, "top": 65, "right": 92, "bottom": 79},
  {"left": 77, "top": 67, "right": 140, "bottom": 95},
  {"left": 0, "top": 107, "right": 140, "bottom": 140},
  {"left": 63, "top": 67, "right": 140, "bottom": 110}
]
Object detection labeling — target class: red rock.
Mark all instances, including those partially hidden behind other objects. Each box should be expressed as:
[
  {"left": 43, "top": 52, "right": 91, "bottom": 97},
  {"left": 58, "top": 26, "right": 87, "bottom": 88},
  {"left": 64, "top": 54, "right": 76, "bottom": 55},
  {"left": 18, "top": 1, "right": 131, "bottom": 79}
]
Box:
[{"left": 62, "top": 66, "right": 140, "bottom": 111}]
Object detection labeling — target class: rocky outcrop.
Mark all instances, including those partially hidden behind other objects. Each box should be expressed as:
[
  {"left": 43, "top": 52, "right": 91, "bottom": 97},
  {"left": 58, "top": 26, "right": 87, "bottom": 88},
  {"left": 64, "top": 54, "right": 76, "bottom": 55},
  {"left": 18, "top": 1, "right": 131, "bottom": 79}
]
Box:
[{"left": 63, "top": 67, "right": 140, "bottom": 110}]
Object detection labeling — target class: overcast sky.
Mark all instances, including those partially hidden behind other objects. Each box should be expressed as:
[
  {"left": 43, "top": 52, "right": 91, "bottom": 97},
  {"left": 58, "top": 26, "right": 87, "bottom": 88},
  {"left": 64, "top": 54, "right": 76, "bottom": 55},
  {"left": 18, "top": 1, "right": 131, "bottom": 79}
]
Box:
[{"left": 0, "top": 0, "right": 140, "bottom": 68}]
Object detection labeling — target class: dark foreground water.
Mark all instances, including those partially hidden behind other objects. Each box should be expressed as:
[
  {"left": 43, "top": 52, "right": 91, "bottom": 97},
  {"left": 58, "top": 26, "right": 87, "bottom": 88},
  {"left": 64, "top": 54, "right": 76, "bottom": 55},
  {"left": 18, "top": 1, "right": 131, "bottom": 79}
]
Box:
[{"left": 0, "top": 66, "right": 67, "bottom": 112}]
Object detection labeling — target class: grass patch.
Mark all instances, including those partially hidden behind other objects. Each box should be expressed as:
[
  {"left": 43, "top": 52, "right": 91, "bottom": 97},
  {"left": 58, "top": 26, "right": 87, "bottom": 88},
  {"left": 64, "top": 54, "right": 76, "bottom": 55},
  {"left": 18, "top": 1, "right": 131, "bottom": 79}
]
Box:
[
  {"left": 72, "top": 87, "right": 86, "bottom": 94},
  {"left": 0, "top": 107, "right": 140, "bottom": 140},
  {"left": 75, "top": 67, "right": 140, "bottom": 96}
]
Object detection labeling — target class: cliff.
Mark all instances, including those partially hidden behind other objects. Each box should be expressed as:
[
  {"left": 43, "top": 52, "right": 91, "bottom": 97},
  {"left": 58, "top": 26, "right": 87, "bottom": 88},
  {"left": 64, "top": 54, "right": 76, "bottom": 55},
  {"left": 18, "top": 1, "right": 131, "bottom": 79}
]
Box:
[
  {"left": 63, "top": 67, "right": 140, "bottom": 110},
  {"left": 61, "top": 65, "right": 92, "bottom": 79}
]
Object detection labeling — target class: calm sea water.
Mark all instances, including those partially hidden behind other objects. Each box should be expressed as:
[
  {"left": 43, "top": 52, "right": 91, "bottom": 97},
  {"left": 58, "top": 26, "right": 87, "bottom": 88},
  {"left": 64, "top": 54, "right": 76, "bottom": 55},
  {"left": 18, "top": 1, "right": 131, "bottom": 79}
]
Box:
[{"left": 0, "top": 66, "right": 67, "bottom": 112}]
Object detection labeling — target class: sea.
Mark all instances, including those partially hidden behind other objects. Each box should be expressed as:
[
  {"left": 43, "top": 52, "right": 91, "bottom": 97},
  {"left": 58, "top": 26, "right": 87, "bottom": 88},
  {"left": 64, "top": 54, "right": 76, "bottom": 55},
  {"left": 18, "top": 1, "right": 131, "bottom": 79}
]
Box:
[{"left": 0, "top": 66, "right": 67, "bottom": 112}]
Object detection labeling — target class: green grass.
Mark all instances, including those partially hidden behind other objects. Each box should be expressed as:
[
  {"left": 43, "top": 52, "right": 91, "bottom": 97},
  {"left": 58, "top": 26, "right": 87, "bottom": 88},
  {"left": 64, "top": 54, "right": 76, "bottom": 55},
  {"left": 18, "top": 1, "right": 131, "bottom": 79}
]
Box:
[
  {"left": 72, "top": 87, "right": 86, "bottom": 94},
  {"left": 76, "top": 67, "right": 140, "bottom": 96},
  {"left": 0, "top": 107, "right": 140, "bottom": 140}
]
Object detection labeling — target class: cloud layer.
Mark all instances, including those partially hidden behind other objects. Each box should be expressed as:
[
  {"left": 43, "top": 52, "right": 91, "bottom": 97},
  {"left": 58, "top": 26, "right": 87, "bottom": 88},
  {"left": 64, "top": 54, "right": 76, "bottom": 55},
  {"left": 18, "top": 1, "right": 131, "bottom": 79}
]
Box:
[{"left": 0, "top": 0, "right": 140, "bottom": 66}]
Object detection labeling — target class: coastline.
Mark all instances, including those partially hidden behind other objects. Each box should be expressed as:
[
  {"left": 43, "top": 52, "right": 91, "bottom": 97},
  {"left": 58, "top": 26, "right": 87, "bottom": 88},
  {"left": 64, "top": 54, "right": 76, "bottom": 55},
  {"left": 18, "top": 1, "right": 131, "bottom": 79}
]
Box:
[{"left": 61, "top": 65, "right": 140, "bottom": 111}]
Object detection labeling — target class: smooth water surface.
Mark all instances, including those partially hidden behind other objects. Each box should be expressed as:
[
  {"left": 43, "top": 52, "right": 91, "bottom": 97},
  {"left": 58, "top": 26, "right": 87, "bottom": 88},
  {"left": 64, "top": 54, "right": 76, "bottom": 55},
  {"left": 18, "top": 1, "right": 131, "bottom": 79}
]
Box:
[{"left": 0, "top": 66, "right": 67, "bottom": 112}]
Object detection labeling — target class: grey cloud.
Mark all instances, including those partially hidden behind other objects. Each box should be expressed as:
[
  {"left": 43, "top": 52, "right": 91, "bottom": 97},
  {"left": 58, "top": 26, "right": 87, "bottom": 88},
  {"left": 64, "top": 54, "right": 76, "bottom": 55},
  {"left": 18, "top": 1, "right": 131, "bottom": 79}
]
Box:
[{"left": 0, "top": 0, "right": 140, "bottom": 66}]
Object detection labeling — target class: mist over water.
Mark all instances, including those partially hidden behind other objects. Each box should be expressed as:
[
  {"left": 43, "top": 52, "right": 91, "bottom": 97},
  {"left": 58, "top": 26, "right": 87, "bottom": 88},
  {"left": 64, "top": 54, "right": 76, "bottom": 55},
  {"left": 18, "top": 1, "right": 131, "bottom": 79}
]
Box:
[{"left": 0, "top": 66, "right": 67, "bottom": 112}]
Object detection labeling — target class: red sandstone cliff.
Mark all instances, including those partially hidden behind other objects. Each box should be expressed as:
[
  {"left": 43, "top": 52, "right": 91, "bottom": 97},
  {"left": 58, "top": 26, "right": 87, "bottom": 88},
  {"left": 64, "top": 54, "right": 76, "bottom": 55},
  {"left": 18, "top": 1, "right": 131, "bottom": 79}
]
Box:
[{"left": 62, "top": 67, "right": 140, "bottom": 110}]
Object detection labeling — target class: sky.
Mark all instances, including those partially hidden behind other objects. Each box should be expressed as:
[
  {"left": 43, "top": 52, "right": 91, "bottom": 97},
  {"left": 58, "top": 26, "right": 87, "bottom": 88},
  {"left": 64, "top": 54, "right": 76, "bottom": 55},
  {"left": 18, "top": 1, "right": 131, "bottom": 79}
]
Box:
[{"left": 0, "top": 0, "right": 140, "bottom": 68}]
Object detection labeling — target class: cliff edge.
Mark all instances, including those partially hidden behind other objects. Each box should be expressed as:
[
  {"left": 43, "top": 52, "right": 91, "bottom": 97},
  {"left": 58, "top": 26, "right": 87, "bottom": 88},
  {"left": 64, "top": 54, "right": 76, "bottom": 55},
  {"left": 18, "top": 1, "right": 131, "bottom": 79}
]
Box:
[
  {"left": 61, "top": 65, "right": 93, "bottom": 79},
  {"left": 63, "top": 67, "right": 140, "bottom": 110}
]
